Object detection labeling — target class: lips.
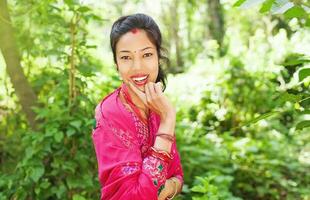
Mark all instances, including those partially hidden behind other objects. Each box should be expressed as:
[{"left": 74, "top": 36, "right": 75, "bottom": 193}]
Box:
[{"left": 130, "top": 74, "right": 149, "bottom": 86}]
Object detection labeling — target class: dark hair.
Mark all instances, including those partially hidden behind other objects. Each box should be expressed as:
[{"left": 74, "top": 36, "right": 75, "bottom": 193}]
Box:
[{"left": 110, "top": 13, "right": 168, "bottom": 91}]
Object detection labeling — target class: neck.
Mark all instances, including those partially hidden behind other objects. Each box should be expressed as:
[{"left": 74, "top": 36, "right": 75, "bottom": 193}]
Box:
[
  {"left": 128, "top": 88, "right": 146, "bottom": 109},
  {"left": 121, "top": 83, "right": 147, "bottom": 110}
]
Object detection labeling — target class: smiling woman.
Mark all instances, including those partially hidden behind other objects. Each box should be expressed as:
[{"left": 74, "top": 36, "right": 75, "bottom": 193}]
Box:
[{"left": 91, "top": 13, "right": 184, "bottom": 200}]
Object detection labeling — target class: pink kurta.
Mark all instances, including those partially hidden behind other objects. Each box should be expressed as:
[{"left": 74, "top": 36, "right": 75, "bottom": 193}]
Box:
[{"left": 92, "top": 85, "right": 184, "bottom": 200}]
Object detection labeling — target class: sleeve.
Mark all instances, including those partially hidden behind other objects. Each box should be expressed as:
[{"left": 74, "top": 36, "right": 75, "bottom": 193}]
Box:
[
  {"left": 169, "top": 142, "right": 184, "bottom": 191},
  {"left": 92, "top": 111, "right": 170, "bottom": 200}
]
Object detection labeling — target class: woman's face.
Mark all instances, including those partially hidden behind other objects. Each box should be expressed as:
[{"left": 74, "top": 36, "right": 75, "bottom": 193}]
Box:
[{"left": 116, "top": 29, "right": 159, "bottom": 92}]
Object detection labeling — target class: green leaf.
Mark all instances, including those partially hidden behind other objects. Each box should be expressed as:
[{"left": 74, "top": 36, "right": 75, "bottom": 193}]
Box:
[
  {"left": 260, "top": 0, "right": 275, "bottom": 13},
  {"left": 284, "top": 6, "right": 307, "bottom": 19},
  {"left": 296, "top": 120, "right": 310, "bottom": 130},
  {"left": 278, "top": 92, "right": 302, "bottom": 103},
  {"left": 300, "top": 110, "right": 310, "bottom": 115},
  {"left": 40, "top": 180, "right": 51, "bottom": 189},
  {"left": 306, "top": 16, "right": 310, "bottom": 27},
  {"left": 299, "top": 68, "right": 310, "bottom": 82},
  {"left": 281, "top": 53, "right": 310, "bottom": 67},
  {"left": 243, "top": 111, "right": 280, "bottom": 127},
  {"left": 66, "top": 128, "right": 76, "bottom": 137},
  {"left": 64, "top": 0, "right": 75, "bottom": 6},
  {"left": 30, "top": 167, "right": 45, "bottom": 182},
  {"left": 233, "top": 0, "right": 247, "bottom": 7},
  {"left": 67, "top": 176, "right": 83, "bottom": 189},
  {"left": 70, "top": 120, "right": 82, "bottom": 129},
  {"left": 35, "top": 187, "right": 40, "bottom": 194},
  {"left": 77, "top": 6, "right": 91, "bottom": 13},
  {"left": 73, "top": 194, "right": 86, "bottom": 200},
  {"left": 54, "top": 131, "right": 64, "bottom": 143}
]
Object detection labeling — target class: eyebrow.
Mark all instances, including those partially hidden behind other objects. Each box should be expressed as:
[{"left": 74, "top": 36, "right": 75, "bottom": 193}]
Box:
[{"left": 119, "top": 47, "right": 154, "bottom": 53}]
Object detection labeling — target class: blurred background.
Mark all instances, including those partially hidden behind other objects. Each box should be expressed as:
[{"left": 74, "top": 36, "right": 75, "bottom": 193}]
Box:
[{"left": 0, "top": 0, "right": 309, "bottom": 199}]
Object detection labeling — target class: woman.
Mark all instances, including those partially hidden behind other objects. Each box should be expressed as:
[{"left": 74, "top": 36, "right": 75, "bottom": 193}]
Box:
[{"left": 92, "top": 13, "right": 184, "bottom": 200}]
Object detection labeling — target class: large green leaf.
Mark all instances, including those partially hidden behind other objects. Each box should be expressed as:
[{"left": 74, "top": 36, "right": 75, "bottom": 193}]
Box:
[
  {"left": 54, "top": 131, "right": 64, "bottom": 143},
  {"left": 237, "top": 111, "right": 280, "bottom": 128},
  {"left": 260, "top": 0, "right": 276, "bottom": 13},
  {"left": 296, "top": 120, "right": 310, "bottom": 130},
  {"left": 277, "top": 92, "right": 302, "bottom": 103},
  {"left": 300, "top": 110, "right": 310, "bottom": 115},
  {"left": 70, "top": 120, "right": 82, "bottom": 129},
  {"left": 30, "top": 166, "right": 45, "bottom": 182},
  {"left": 73, "top": 194, "right": 86, "bottom": 200},
  {"left": 233, "top": 0, "right": 247, "bottom": 7},
  {"left": 281, "top": 53, "right": 310, "bottom": 67},
  {"left": 284, "top": 6, "right": 308, "bottom": 19},
  {"left": 298, "top": 68, "right": 310, "bottom": 82},
  {"left": 77, "top": 6, "right": 91, "bottom": 13}
]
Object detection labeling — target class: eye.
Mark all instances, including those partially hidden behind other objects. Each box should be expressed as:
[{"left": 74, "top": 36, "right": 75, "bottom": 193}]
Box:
[
  {"left": 143, "top": 53, "right": 153, "bottom": 58},
  {"left": 120, "top": 56, "right": 131, "bottom": 60}
]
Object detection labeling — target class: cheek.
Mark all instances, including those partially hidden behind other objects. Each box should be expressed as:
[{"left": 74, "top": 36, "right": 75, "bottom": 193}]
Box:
[
  {"left": 117, "top": 65, "right": 130, "bottom": 78},
  {"left": 145, "top": 59, "right": 159, "bottom": 80},
  {"left": 144, "top": 56, "right": 159, "bottom": 69}
]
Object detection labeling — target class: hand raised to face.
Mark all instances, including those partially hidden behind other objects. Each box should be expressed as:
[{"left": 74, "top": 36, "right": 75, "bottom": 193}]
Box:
[{"left": 128, "top": 81, "right": 175, "bottom": 122}]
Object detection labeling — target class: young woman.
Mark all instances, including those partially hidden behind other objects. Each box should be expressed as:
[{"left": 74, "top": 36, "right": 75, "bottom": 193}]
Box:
[{"left": 92, "top": 13, "right": 183, "bottom": 200}]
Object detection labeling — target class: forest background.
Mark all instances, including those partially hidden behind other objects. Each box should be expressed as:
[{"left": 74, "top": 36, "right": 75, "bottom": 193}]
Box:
[{"left": 0, "top": 0, "right": 309, "bottom": 199}]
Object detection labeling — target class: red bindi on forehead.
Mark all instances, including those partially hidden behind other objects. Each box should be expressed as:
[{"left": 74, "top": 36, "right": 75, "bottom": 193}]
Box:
[{"left": 130, "top": 28, "right": 139, "bottom": 34}]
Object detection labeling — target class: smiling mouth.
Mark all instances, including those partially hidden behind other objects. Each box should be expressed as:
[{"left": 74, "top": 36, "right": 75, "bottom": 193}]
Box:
[{"left": 131, "top": 75, "right": 149, "bottom": 86}]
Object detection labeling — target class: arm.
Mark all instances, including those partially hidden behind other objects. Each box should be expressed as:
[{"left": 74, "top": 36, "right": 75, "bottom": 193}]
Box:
[
  {"left": 158, "top": 142, "right": 184, "bottom": 199},
  {"left": 92, "top": 115, "right": 175, "bottom": 200}
]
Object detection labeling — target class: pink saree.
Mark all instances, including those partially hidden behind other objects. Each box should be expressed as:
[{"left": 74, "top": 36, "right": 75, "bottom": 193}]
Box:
[{"left": 92, "top": 84, "right": 184, "bottom": 200}]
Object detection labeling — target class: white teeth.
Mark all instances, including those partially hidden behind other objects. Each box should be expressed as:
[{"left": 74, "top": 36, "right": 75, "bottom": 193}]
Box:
[{"left": 132, "top": 75, "right": 148, "bottom": 82}]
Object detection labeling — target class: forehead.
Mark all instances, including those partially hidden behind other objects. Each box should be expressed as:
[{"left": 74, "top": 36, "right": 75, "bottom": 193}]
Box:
[{"left": 116, "top": 29, "right": 155, "bottom": 52}]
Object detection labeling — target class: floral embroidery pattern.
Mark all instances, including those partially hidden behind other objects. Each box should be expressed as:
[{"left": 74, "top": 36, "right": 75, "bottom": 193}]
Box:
[
  {"left": 130, "top": 112, "right": 150, "bottom": 155},
  {"left": 142, "top": 155, "right": 168, "bottom": 188},
  {"left": 111, "top": 126, "right": 135, "bottom": 148},
  {"left": 121, "top": 101, "right": 150, "bottom": 154},
  {"left": 95, "top": 104, "right": 136, "bottom": 148},
  {"left": 121, "top": 162, "right": 140, "bottom": 175}
]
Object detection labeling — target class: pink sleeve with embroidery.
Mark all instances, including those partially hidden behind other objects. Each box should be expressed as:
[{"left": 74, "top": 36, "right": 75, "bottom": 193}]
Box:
[
  {"left": 92, "top": 115, "right": 169, "bottom": 200},
  {"left": 169, "top": 142, "right": 184, "bottom": 189}
]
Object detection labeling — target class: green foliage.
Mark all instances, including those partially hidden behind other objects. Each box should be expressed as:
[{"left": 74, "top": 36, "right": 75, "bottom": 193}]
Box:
[
  {"left": 1, "top": 0, "right": 309, "bottom": 200},
  {"left": 233, "top": 0, "right": 310, "bottom": 27},
  {"left": 175, "top": 56, "right": 310, "bottom": 199},
  {"left": 0, "top": 0, "right": 118, "bottom": 199},
  {"left": 191, "top": 175, "right": 241, "bottom": 200}
]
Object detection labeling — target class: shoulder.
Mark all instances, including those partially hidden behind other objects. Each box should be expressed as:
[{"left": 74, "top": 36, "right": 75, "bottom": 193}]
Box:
[{"left": 94, "top": 87, "right": 121, "bottom": 124}]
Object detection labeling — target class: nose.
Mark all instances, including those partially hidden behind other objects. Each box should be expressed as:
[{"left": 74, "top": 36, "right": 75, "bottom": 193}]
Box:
[{"left": 132, "top": 56, "right": 142, "bottom": 70}]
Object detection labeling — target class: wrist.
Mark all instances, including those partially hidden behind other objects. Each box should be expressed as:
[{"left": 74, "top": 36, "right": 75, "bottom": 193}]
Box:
[
  {"left": 158, "top": 122, "right": 175, "bottom": 136},
  {"left": 167, "top": 178, "right": 178, "bottom": 199},
  {"left": 161, "top": 109, "right": 176, "bottom": 123}
]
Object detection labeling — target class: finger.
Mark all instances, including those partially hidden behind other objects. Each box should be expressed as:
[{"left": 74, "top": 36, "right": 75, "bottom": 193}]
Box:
[
  {"left": 144, "top": 83, "right": 152, "bottom": 105},
  {"left": 147, "top": 82, "right": 156, "bottom": 99},
  {"left": 154, "top": 82, "right": 163, "bottom": 94},
  {"left": 128, "top": 82, "right": 147, "bottom": 105}
]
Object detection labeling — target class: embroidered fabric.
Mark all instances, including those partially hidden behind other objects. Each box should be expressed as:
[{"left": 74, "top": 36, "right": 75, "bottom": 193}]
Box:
[
  {"left": 111, "top": 126, "right": 136, "bottom": 148},
  {"left": 119, "top": 95, "right": 151, "bottom": 156},
  {"left": 92, "top": 87, "right": 184, "bottom": 199},
  {"left": 119, "top": 98, "right": 168, "bottom": 187},
  {"left": 142, "top": 155, "right": 168, "bottom": 187},
  {"left": 130, "top": 111, "right": 151, "bottom": 156},
  {"left": 121, "top": 162, "right": 140, "bottom": 175}
]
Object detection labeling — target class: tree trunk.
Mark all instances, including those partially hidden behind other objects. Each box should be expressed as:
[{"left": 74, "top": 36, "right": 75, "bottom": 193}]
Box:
[
  {"left": 0, "top": 0, "right": 38, "bottom": 129},
  {"left": 171, "top": 0, "right": 184, "bottom": 73},
  {"left": 207, "top": 0, "right": 225, "bottom": 53}
]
